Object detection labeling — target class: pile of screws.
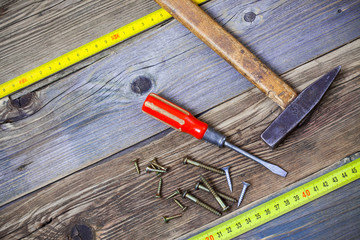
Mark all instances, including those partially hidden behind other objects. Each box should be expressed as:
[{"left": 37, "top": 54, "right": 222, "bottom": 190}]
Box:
[
  {"left": 131, "top": 157, "right": 187, "bottom": 222},
  {"left": 131, "top": 156, "right": 251, "bottom": 223}
]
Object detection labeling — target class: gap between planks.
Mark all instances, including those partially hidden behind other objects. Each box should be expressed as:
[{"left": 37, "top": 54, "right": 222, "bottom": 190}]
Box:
[
  {"left": 1, "top": 0, "right": 359, "bottom": 207},
  {"left": 0, "top": 37, "right": 359, "bottom": 239}
]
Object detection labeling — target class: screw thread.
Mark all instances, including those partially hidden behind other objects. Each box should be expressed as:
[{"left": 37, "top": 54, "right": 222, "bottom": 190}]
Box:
[
  {"left": 152, "top": 159, "right": 167, "bottom": 170},
  {"left": 163, "top": 213, "right": 182, "bottom": 223},
  {"left": 196, "top": 200, "right": 222, "bottom": 216},
  {"left": 146, "top": 167, "right": 166, "bottom": 173},
  {"left": 174, "top": 199, "right": 187, "bottom": 211},
  {"left": 222, "top": 167, "right": 233, "bottom": 192},
  {"left": 200, "top": 175, "right": 229, "bottom": 211},
  {"left": 197, "top": 183, "right": 236, "bottom": 203},
  {"left": 166, "top": 189, "right": 181, "bottom": 199},
  {"left": 184, "top": 157, "right": 225, "bottom": 175},
  {"left": 156, "top": 178, "right": 162, "bottom": 198},
  {"left": 217, "top": 192, "right": 237, "bottom": 203},
  {"left": 183, "top": 191, "right": 221, "bottom": 216},
  {"left": 238, "top": 182, "right": 250, "bottom": 207},
  {"left": 133, "top": 159, "right": 140, "bottom": 174},
  {"left": 150, "top": 163, "right": 163, "bottom": 176}
]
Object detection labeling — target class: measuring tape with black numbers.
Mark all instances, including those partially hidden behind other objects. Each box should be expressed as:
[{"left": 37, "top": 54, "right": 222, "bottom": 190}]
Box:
[
  {"left": 189, "top": 157, "right": 359, "bottom": 239},
  {"left": 0, "top": 0, "right": 207, "bottom": 99}
]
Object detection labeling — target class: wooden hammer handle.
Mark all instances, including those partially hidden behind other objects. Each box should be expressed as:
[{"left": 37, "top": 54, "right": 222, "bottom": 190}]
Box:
[{"left": 154, "top": 0, "right": 297, "bottom": 109}]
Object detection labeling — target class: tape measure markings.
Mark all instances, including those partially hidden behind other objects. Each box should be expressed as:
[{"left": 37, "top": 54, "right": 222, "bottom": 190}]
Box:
[
  {"left": 0, "top": 0, "right": 208, "bottom": 99},
  {"left": 189, "top": 157, "right": 359, "bottom": 240}
]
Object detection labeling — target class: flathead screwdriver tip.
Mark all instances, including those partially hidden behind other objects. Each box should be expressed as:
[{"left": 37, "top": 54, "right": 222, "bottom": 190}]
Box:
[{"left": 224, "top": 141, "right": 287, "bottom": 177}]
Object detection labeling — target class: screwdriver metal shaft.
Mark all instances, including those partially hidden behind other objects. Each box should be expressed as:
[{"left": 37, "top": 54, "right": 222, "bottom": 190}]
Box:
[
  {"left": 202, "top": 127, "right": 287, "bottom": 177},
  {"left": 224, "top": 141, "right": 287, "bottom": 177}
]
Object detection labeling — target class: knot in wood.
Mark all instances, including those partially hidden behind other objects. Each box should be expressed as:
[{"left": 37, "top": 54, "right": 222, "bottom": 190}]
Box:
[
  {"left": 244, "top": 12, "right": 256, "bottom": 22},
  {"left": 131, "top": 76, "right": 152, "bottom": 95},
  {"left": 70, "top": 224, "right": 94, "bottom": 240},
  {"left": 10, "top": 92, "right": 34, "bottom": 109}
]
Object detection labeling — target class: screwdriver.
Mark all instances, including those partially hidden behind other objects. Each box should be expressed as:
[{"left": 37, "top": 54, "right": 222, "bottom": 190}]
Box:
[{"left": 142, "top": 93, "right": 287, "bottom": 177}]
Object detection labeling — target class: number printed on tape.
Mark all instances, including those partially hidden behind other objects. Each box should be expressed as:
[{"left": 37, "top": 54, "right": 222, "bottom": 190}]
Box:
[
  {"left": 0, "top": 1, "right": 208, "bottom": 99},
  {"left": 191, "top": 158, "right": 360, "bottom": 240}
]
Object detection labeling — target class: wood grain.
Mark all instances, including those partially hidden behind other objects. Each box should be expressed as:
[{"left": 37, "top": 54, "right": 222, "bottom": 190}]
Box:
[
  {"left": 0, "top": 38, "right": 359, "bottom": 239},
  {"left": 154, "top": 0, "right": 297, "bottom": 109},
  {"left": 0, "top": 0, "right": 359, "bottom": 207},
  {"left": 0, "top": 0, "right": 160, "bottom": 88},
  {"left": 237, "top": 180, "right": 360, "bottom": 239},
  {"left": 182, "top": 153, "right": 360, "bottom": 239}
]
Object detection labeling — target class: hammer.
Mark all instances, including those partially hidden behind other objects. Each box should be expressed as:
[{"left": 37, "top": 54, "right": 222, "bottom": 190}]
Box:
[{"left": 153, "top": 0, "right": 341, "bottom": 148}]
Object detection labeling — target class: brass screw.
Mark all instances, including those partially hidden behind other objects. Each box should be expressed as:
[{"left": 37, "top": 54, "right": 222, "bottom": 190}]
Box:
[
  {"left": 163, "top": 213, "right": 182, "bottom": 223},
  {"left": 156, "top": 178, "right": 163, "bottom": 198},
  {"left": 132, "top": 159, "right": 140, "bottom": 174},
  {"left": 166, "top": 189, "right": 181, "bottom": 199},
  {"left": 195, "top": 182, "right": 237, "bottom": 203},
  {"left": 146, "top": 167, "right": 166, "bottom": 173},
  {"left": 200, "top": 175, "right": 229, "bottom": 212},
  {"left": 183, "top": 157, "right": 225, "bottom": 175},
  {"left": 152, "top": 158, "right": 167, "bottom": 171},
  {"left": 182, "top": 190, "right": 221, "bottom": 216},
  {"left": 150, "top": 163, "right": 162, "bottom": 176},
  {"left": 173, "top": 198, "right": 187, "bottom": 211}
]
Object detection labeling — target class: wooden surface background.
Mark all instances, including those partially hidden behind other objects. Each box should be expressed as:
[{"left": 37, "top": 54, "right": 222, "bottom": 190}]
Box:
[{"left": 0, "top": 0, "right": 359, "bottom": 239}]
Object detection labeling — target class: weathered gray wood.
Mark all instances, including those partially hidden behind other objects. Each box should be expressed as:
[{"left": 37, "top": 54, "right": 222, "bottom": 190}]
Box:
[
  {"left": 184, "top": 153, "right": 360, "bottom": 240},
  {"left": 0, "top": 0, "right": 160, "bottom": 90},
  {"left": 237, "top": 180, "right": 360, "bottom": 239},
  {"left": 0, "top": 0, "right": 359, "bottom": 207},
  {"left": 0, "top": 38, "right": 359, "bottom": 239}
]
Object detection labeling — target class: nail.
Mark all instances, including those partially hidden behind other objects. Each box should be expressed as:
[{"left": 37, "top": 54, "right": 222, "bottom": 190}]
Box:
[
  {"left": 173, "top": 198, "right": 187, "bottom": 211},
  {"left": 156, "top": 178, "right": 162, "bottom": 198},
  {"left": 132, "top": 159, "right": 140, "bottom": 174},
  {"left": 166, "top": 189, "right": 181, "bottom": 199},
  {"left": 222, "top": 166, "right": 232, "bottom": 192},
  {"left": 195, "top": 182, "right": 237, "bottom": 203},
  {"left": 146, "top": 167, "right": 166, "bottom": 173},
  {"left": 183, "top": 157, "right": 225, "bottom": 175},
  {"left": 200, "top": 175, "right": 229, "bottom": 212},
  {"left": 182, "top": 190, "right": 221, "bottom": 216},
  {"left": 237, "top": 182, "right": 250, "bottom": 208},
  {"left": 163, "top": 213, "right": 182, "bottom": 223}
]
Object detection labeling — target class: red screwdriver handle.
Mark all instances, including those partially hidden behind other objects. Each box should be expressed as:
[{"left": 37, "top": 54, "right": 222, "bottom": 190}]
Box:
[{"left": 142, "top": 93, "right": 208, "bottom": 139}]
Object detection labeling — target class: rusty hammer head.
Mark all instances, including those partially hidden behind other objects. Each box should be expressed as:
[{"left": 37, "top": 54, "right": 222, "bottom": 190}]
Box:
[{"left": 261, "top": 66, "right": 341, "bottom": 148}]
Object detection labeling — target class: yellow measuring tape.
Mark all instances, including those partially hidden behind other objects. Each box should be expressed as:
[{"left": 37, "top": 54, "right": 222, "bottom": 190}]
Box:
[
  {"left": 190, "top": 157, "right": 360, "bottom": 239},
  {"left": 0, "top": 0, "right": 207, "bottom": 99}
]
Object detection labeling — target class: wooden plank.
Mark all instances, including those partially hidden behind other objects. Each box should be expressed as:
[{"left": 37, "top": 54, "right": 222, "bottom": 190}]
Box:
[
  {"left": 0, "top": 0, "right": 160, "bottom": 88},
  {"left": 182, "top": 153, "right": 360, "bottom": 239},
  {"left": 237, "top": 180, "right": 360, "bottom": 239},
  {"left": 0, "top": 38, "right": 359, "bottom": 239},
  {"left": 0, "top": 0, "right": 359, "bottom": 206}
]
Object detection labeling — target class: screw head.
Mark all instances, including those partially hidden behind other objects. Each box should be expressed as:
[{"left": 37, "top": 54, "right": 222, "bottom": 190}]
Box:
[
  {"left": 222, "top": 166, "right": 229, "bottom": 171},
  {"left": 163, "top": 216, "right": 169, "bottom": 223},
  {"left": 183, "top": 157, "right": 188, "bottom": 165},
  {"left": 223, "top": 205, "right": 230, "bottom": 212},
  {"left": 194, "top": 182, "right": 200, "bottom": 190},
  {"left": 242, "top": 181, "right": 250, "bottom": 187},
  {"left": 182, "top": 190, "right": 188, "bottom": 199}
]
